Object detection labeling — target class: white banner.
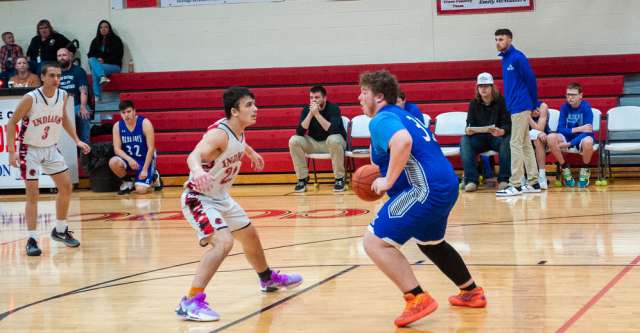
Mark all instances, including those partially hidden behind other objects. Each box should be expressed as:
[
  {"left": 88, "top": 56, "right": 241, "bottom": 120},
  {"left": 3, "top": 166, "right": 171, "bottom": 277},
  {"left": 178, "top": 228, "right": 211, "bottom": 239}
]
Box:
[
  {"left": 161, "top": 0, "right": 283, "bottom": 8},
  {"left": 438, "top": 0, "right": 533, "bottom": 14},
  {"left": 0, "top": 96, "right": 78, "bottom": 190}
]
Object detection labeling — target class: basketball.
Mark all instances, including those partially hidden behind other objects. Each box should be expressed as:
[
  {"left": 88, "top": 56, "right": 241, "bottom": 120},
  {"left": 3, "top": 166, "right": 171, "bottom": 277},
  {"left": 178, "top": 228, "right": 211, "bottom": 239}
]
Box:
[{"left": 352, "top": 164, "right": 383, "bottom": 201}]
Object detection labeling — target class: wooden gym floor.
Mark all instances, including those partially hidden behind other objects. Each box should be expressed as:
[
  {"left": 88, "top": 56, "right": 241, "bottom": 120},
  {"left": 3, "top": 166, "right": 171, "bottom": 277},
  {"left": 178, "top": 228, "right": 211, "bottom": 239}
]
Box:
[{"left": 1, "top": 181, "right": 639, "bottom": 332}]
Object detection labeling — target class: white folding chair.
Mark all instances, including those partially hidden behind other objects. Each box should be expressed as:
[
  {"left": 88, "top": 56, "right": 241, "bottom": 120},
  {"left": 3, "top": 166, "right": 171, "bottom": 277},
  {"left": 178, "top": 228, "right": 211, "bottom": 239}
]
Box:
[
  {"left": 422, "top": 113, "right": 431, "bottom": 126},
  {"left": 602, "top": 106, "right": 640, "bottom": 179},
  {"left": 306, "top": 116, "right": 350, "bottom": 185},
  {"left": 547, "top": 108, "right": 560, "bottom": 132},
  {"left": 434, "top": 112, "right": 467, "bottom": 157}
]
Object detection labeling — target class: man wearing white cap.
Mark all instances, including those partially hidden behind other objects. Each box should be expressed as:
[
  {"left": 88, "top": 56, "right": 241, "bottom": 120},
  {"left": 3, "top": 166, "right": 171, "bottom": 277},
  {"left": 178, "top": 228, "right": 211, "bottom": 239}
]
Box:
[{"left": 460, "top": 72, "right": 511, "bottom": 192}]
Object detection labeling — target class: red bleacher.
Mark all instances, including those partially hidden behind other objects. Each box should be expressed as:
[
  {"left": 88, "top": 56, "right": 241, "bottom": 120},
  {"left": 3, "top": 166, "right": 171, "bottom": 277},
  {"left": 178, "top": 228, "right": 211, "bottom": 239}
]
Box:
[{"left": 97, "top": 54, "right": 640, "bottom": 176}]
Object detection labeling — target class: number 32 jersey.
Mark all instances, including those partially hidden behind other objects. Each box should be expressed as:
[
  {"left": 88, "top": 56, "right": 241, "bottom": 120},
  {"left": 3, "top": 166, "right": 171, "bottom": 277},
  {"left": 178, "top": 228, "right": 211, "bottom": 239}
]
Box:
[
  {"left": 118, "top": 116, "right": 149, "bottom": 164},
  {"left": 187, "top": 120, "right": 245, "bottom": 200}
]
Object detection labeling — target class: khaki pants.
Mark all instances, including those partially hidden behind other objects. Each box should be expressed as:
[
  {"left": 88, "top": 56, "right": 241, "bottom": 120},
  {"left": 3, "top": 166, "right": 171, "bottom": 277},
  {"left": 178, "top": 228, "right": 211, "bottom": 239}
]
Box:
[
  {"left": 288, "top": 134, "right": 346, "bottom": 180},
  {"left": 510, "top": 111, "right": 539, "bottom": 186}
]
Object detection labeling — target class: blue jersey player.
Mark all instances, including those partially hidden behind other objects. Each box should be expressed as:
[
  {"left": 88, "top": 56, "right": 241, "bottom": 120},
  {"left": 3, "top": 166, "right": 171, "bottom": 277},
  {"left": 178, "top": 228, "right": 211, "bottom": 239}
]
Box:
[
  {"left": 109, "top": 100, "right": 162, "bottom": 194},
  {"left": 358, "top": 71, "right": 486, "bottom": 328}
]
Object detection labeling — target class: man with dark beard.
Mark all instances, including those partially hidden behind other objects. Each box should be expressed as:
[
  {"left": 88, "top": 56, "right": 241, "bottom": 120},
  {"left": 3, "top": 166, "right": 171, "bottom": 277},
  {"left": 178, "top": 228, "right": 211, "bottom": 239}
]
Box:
[{"left": 57, "top": 47, "right": 92, "bottom": 144}]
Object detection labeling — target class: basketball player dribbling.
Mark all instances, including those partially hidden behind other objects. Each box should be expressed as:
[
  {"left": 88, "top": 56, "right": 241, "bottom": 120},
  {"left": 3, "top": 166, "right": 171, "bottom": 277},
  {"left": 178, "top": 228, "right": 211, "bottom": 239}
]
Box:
[
  {"left": 175, "top": 86, "right": 303, "bottom": 321},
  {"left": 7, "top": 62, "right": 91, "bottom": 256},
  {"left": 358, "top": 70, "right": 487, "bottom": 327}
]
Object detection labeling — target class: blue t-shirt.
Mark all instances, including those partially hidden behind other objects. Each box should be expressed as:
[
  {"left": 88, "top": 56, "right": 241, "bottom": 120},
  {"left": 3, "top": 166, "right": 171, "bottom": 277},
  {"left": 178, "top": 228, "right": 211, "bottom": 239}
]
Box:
[
  {"left": 369, "top": 104, "right": 458, "bottom": 204},
  {"left": 557, "top": 100, "right": 594, "bottom": 145},
  {"left": 60, "top": 65, "right": 88, "bottom": 106},
  {"left": 119, "top": 116, "right": 149, "bottom": 163}
]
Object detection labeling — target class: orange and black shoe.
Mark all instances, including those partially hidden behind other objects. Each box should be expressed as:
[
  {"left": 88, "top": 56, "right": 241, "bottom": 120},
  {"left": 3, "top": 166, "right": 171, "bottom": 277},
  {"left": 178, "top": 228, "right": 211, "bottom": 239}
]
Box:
[
  {"left": 448, "top": 287, "right": 487, "bottom": 308},
  {"left": 394, "top": 293, "right": 438, "bottom": 327}
]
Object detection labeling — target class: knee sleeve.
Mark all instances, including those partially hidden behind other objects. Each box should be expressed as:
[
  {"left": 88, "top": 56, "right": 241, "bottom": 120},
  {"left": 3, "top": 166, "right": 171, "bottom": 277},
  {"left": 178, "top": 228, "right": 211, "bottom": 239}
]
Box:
[{"left": 418, "top": 241, "right": 473, "bottom": 287}]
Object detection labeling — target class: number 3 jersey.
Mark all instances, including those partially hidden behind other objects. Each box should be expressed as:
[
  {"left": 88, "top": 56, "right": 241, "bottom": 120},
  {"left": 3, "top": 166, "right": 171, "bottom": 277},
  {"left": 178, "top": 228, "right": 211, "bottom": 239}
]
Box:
[
  {"left": 369, "top": 104, "right": 458, "bottom": 205},
  {"left": 20, "top": 88, "right": 67, "bottom": 147},
  {"left": 118, "top": 116, "right": 149, "bottom": 164},
  {"left": 187, "top": 120, "right": 245, "bottom": 200}
]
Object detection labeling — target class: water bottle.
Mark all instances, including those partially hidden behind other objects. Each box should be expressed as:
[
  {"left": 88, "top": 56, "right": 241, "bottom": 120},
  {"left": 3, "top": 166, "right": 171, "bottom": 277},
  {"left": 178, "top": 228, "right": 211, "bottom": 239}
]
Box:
[{"left": 128, "top": 59, "right": 134, "bottom": 73}]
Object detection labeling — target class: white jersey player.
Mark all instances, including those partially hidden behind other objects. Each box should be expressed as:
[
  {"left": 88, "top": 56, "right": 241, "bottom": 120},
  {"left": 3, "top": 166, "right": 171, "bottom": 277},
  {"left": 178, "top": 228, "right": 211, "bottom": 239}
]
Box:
[
  {"left": 175, "top": 87, "right": 303, "bottom": 322},
  {"left": 7, "top": 62, "right": 91, "bottom": 256}
]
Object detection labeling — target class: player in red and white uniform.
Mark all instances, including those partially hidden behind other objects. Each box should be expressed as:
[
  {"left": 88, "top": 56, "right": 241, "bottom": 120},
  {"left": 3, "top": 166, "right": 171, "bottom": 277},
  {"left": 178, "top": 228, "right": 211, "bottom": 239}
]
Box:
[
  {"left": 175, "top": 87, "right": 302, "bottom": 322},
  {"left": 7, "top": 62, "right": 91, "bottom": 256}
]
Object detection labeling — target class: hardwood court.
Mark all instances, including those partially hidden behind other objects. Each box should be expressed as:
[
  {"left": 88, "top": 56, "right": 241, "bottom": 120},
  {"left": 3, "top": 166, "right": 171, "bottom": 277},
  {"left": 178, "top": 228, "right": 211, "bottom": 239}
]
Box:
[{"left": 1, "top": 182, "right": 639, "bottom": 332}]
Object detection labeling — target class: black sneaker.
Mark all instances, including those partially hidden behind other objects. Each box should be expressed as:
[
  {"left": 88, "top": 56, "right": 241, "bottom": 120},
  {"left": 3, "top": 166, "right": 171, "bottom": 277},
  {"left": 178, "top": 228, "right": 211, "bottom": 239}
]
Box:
[
  {"left": 26, "top": 237, "right": 42, "bottom": 256},
  {"left": 51, "top": 227, "right": 80, "bottom": 247},
  {"left": 333, "top": 178, "right": 346, "bottom": 192},
  {"left": 153, "top": 170, "right": 163, "bottom": 191},
  {"left": 294, "top": 178, "right": 308, "bottom": 193}
]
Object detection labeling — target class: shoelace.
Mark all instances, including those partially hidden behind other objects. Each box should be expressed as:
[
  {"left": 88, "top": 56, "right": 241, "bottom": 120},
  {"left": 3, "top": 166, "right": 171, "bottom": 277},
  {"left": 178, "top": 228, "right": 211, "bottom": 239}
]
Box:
[{"left": 270, "top": 270, "right": 288, "bottom": 284}]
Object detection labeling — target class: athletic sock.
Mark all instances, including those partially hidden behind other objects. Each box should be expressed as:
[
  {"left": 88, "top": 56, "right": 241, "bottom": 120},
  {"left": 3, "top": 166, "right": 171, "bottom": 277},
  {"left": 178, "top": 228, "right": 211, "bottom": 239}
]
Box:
[
  {"left": 405, "top": 286, "right": 424, "bottom": 296},
  {"left": 258, "top": 268, "right": 273, "bottom": 282},
  {"left": 462, "top": 282, "right": 478, "bottom": 291},
  {"left": 28, "top": 230, "right": 38, "bottom": 240},
  {"left": 55, "top": 219, "right": 68, "bottom": 233},
  {"left": 188, "top": 287, "right": 205, "bottom": 298}
]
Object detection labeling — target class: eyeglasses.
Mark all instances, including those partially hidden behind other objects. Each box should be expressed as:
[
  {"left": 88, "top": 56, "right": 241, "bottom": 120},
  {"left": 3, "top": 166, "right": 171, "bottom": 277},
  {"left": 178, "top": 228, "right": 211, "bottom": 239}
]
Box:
[{"left": 566, "top": 93, "right": 580, "bottom": 97}]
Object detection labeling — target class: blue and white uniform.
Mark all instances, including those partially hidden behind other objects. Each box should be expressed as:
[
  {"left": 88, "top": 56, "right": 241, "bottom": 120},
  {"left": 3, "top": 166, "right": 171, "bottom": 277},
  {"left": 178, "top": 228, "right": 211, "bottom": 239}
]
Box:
[
  {"left": 117, "top": 116, "right": 156, "bottom": 186},
  {"left": 368, "top": 104, "right": 459, "bottom": 247}
]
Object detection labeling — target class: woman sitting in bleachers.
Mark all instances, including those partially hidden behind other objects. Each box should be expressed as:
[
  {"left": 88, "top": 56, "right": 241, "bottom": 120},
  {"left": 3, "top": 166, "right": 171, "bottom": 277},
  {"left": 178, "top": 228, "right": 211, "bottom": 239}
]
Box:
[{"left": 87, "top": 20, "right": 123, "bottom": 102}]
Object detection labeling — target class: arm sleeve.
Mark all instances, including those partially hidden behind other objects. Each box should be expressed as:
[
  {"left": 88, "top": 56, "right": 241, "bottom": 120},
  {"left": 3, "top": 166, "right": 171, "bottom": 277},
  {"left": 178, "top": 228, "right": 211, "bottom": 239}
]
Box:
[
  {"left": 582, "top": 102, "right": 593, "bottom": 130},
  {"left": 328, "top": 104, "right": 344, "bottom": 135},
  {"left": 516, "top": 55, "right": 538, "bottom": 109},
  {"left": 78, "top": 68, "right": 88, "bottom": 87},
  {"left": 557, "top": 104, "right": 572, "bottom": 137},
  {"left": 26, "top": 37, "right": 37, "bottom": 58},
  {"left": 296, "top": 106, "right": 309, "bottom": 136},
  {"left": 370, "top": 113, "right": 405, "bottom": 153},
  {"left": 87, "top": 39, "right": 99, "bottom": 58},
  {"left": 111, "top": 37, "right": 124, "bottom": 65},
  {"left": 466, "top": 101, "right": 476, "bottom": 127}
]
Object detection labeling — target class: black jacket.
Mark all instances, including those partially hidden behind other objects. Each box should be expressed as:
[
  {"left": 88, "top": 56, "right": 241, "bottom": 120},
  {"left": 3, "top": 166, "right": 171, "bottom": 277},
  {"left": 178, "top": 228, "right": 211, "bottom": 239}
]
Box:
[
  {"left": 27, "top": 32, "right": 75, "bottom": 62},
  {"left": 466, "top": 96, "right": 511, "bottom": 136},
  {"left": 87, "top": 34, "right": 124, "bottom": 67}
]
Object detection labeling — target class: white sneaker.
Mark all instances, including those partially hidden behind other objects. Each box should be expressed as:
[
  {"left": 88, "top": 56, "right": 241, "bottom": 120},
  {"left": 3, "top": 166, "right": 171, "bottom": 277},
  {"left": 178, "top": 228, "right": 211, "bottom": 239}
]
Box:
[
  {"left": 99, "top": 76, "right": 111, "bottom": 85},
  {"left": 539, "top": 171, "right": 548, "bottom": 190},
  {"left": 118, "top": 181, "right": 133, "bottom": 195},
  {"left": 521, "top": 183, "right": 542, "bottom": 193},
  {"left": 496, "top": 185, "right": 522, "bottom": 197}
]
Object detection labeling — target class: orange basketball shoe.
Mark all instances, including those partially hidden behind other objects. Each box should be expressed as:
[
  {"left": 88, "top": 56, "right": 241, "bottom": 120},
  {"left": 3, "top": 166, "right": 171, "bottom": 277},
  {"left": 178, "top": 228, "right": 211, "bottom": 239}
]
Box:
[
  {"left": 394, "top": 293, "right": 438, "bottom": 327},
  {"left": 448, "top": 287, "right": 487, "bottom": 308}
]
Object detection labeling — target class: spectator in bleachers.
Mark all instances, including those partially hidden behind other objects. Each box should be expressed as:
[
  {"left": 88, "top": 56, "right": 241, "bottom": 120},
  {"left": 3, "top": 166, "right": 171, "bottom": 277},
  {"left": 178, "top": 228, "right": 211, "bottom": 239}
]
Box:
[
  {"left": 87, "top": 20, "right": 123, "bottom": 102},
  {"left": 8, "top": 57, "right": 40, "bottom": 88},
  {"left": 1, "top": 32, "right": 24, "bottom": 77},
  {"left": 494, "top": 28, "right": 541, "bottom": 197},
  {"left": 27, "top": 19, "right": 76, "bottom": 74},
  {"left": 57, "top": 48, "right": 91, "bottom": 144},
  {"left": 460, "top": 72, "right": 511, "bottom": 192},
  {"left": 528, "top": 100, "right": 550, "bottom": 189},
  {"left": 109, "top": 100, "right": 162, "bottom": 194},
  {"left": 546, "top": 83, "right": 595, "bottom": 188},
  {"left": 288, "top": 85, "right": 347, "bottom": 192},
  {"left": 396, "top": 90, "right": 425, "bottom": 124}
]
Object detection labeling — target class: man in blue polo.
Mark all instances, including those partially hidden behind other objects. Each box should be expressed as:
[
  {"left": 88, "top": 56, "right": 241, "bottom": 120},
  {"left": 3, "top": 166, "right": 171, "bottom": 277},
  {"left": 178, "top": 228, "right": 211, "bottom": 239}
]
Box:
[{"left": 495, "top": 28, "right": 541, "bottom": 197}]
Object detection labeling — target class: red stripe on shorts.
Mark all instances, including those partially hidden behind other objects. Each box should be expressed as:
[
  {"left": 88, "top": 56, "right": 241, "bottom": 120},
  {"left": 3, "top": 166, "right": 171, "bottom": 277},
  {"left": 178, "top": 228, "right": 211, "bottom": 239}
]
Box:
[
  {"left": 19, "top": 143, "right": 28, "bottom": 180},
  {"left": 184, "top": 191, "right": 214, "bottom": 236}
]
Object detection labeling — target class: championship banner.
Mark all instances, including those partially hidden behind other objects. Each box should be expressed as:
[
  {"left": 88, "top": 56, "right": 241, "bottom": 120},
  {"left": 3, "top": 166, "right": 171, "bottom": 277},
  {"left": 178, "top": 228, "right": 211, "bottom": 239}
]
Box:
[
  {"left": 161, "top": 0, "right": 283, "bottom": 8},
  {"left": 0, "top": 97, "right": 79, "bottom": 190},
  {"left": 437, "top": 0, "right": 534, "bottom": 15}
]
